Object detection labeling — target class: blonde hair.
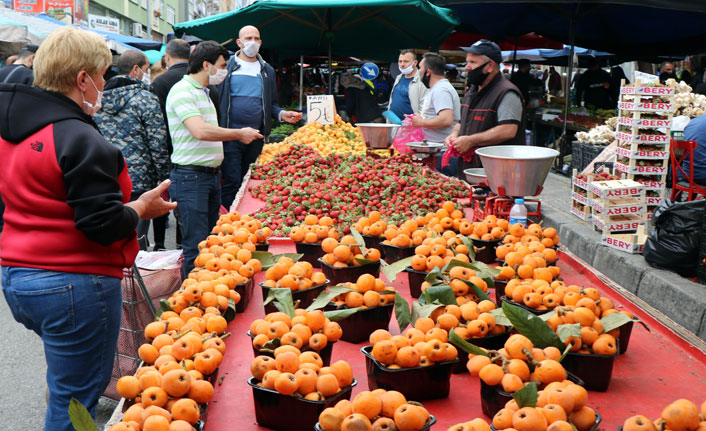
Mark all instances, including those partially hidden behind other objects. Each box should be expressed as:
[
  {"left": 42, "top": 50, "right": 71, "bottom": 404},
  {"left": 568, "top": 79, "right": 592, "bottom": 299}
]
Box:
[{"left": 34, "top": 27, "right": 112, "bottom": 94}]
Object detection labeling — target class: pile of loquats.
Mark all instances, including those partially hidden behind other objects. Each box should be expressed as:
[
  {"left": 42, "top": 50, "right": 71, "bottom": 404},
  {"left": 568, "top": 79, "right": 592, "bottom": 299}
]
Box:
[
  {"left": 621, "top": 398, "right": 706, "bottom": 431},
  {"left": 319, "top": 235, "right": 382, "bottom": 268},
  {"left": 367, "top": 327, "right": 459, "bottom": 368},
  {"left": 261, "top": 256, "right": 328, "bottom": 291},
  {"left": 250, "top": 310, "right": 342, "bottom": 355},
  {"left": 289, "top": 215, "right": 342, "bottom": 244},
  {"left": 318, "top": 390, "right": 433, "bottom": 431},
  {"left": 329, "top": 274, "right": 397, "bottom": 308}
]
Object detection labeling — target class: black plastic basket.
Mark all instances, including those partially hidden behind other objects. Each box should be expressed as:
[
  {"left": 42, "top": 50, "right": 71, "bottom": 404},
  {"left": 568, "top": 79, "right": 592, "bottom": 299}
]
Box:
[
  {"left": 324, "top": 303, "right": 394, "bottom": 344},
  {"left": 318, "top": 258, "right": 381, "bottom": 285}
]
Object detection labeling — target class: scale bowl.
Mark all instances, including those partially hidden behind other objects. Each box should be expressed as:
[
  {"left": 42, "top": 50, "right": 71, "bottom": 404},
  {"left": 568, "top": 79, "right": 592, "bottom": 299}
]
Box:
[
  {"left": 357, "top": 123, "right": 400, "bottom": 149},
  {"left": 407, "top": 141, "right": 444, "bottom": 153},
  {"left": 463, "top": 168, "right": 487, "bottom": 186},
  {"left": 475, "top": 145, "right": 558, "bottom": 197}
]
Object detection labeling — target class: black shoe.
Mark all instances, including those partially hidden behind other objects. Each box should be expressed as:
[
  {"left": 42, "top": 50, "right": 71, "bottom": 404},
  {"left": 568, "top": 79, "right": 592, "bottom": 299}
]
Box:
[{"left": 153, "top": 244, "right": 166, "bottom": 252}]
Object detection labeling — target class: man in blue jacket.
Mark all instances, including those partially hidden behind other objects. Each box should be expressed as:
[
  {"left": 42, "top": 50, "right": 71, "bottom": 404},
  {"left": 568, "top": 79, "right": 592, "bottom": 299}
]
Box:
[{"left": 216, "top": 25, "right": 302, "bottom": 209}]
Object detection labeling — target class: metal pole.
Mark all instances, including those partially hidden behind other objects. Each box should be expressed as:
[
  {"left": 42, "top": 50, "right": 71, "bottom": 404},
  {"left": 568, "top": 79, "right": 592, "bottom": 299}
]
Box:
[
  {"left": 328, "top": 38, "right": 333, "bottom": 94},
  {"left": 299, "top": 55, "right": 304, "bottom": 111},
  {"left": 512, "top": 36, "right": 518, "bottom": 74},
  {"left": 559, "top": 10, "right": 577, "bottom": 170},
  {"left": 147, "top": 0, "right": 152, "bottom": 40}
]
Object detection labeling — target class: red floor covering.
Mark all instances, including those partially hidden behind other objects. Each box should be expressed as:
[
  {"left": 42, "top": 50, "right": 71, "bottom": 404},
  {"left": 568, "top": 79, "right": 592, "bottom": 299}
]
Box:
[{"left": 202, "top": 186, "right": 706, "bottom": 431}]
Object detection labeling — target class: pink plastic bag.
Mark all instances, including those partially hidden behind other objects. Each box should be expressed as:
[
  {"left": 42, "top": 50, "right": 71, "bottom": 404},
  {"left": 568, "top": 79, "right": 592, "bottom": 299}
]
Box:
[{"left": 393, "top": 115, "right": 424, "bottom": 154}]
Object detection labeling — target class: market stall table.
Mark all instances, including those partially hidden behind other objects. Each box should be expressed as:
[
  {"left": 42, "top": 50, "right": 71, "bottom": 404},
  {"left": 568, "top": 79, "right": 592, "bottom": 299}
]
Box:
[{"left": 203, "top": 176, "right": 706, "bottom": 431}]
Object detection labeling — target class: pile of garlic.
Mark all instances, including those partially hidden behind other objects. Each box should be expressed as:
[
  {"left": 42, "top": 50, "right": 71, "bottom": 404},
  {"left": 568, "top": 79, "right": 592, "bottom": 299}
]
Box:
[
  {"left": 665, "top": 78, "right": 706, "bottom": 117},
  {"left": 575, "top": 123, "right": 615, "bottom": 145}
]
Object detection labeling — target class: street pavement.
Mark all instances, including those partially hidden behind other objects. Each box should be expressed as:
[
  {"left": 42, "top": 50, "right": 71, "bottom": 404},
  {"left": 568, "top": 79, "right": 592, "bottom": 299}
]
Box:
[{"left": 0, "top": 212, "right": 178, "bottom": 430}]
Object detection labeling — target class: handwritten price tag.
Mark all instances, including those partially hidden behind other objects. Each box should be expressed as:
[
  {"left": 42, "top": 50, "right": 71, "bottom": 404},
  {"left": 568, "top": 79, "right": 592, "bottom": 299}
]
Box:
[{"left": 307, "top": 95, "right": 336, "bottom": 125}]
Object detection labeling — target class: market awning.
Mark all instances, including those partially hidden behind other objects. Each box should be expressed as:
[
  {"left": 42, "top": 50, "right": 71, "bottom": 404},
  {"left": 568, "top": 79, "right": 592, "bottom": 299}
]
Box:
[
  {"left": 0, "top": 8, "right": 64, "bottom": 44},
  {"left": 441, "top": 32, "right": 564, "bottom": 52},
  {"left": 34, "top": 13, "right": 163, "bottom": 52},
  {"left": 173, "top": 0, "right": 460, "bottom": 62},
  {"left": 433, "top": 1, "right": 706, "bottom": 56}
]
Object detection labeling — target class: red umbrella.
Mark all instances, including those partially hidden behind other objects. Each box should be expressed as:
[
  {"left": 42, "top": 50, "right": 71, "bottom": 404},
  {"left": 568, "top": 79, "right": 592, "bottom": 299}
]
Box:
[{"left": 440, "top": 32, "right": 563, "bottom": 51}]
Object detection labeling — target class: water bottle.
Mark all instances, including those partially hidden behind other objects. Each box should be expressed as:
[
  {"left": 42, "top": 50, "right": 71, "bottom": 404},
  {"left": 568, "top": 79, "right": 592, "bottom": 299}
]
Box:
[{"left": 509, "top": 198, "right": 528, "bottom": 227}]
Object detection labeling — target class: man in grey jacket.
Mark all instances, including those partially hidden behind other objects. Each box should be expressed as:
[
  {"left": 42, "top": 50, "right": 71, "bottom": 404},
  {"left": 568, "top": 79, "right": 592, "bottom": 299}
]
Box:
[
  {"left": 387, "top": 50, "right": 427, "bottom": 120},
  {"left": 94, "top": 50, "right": 169, "bottom": 250}
]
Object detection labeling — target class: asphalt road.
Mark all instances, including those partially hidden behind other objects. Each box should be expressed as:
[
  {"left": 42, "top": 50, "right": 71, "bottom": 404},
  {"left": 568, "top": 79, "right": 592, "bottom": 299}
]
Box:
[{"left": 0, "top": 213, "right": 178, "bottom": 430}]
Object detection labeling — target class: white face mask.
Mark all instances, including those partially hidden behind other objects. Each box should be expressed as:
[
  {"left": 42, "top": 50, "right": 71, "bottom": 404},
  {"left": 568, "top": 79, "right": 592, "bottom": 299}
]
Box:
[
  {"left": 241, "top": 40, "right": 260, "bottom": 58},
  {"left": 399, "top": 63, "right": 415, "bottom": 75},
  {"left": 140, "top": 68, "right": 151, "bottom": 85},
  {"left": 209, "top": 66, "right": 228, "bottom": 85},
  {"left": 81, "top": 74, "right": 102, "bottom": 115}
]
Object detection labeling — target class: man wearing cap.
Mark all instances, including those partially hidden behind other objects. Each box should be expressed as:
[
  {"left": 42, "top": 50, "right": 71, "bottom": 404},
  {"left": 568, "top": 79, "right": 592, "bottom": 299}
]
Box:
[
  {"left": 445, "top": 40, "right": 526, "bottom": 174},
  {"left": 0, "top": 44, "right": 37, "bottom": 85}
]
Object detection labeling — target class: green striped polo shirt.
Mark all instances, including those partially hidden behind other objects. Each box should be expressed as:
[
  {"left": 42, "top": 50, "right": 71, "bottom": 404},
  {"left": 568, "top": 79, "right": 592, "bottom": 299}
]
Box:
[{"left": 165, "top": 75, "right": 223, "bottom": 167}]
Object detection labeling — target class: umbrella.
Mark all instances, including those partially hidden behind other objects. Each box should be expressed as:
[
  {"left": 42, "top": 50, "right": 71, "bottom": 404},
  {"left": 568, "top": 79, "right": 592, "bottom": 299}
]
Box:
[
  {"left": 173, "top": 0, "right": 459, "bottom": 93},
  {"left": 441, "top": 32, "right": 564, "bottom": 51}
]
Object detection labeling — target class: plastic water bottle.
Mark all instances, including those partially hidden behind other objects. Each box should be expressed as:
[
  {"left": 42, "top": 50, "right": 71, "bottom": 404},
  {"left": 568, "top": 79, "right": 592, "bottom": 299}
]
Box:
[{"left": 509, "top": 198, "right": 528, "bottom": 227}]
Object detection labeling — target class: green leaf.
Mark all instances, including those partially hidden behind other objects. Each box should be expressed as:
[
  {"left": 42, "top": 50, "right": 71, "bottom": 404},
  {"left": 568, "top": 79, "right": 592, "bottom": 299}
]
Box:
[
  {"left": 272, "top": 253, "right": 303, "bottom": 263},
  {"left": 261, "top": 337, "right": 281, "bottom": 351},
  {"left": 155, "top": 299, "right": 172, "bottom": 319},
  {"left": 468, "top": 261, "right": 502, "bottom": 280},
  {"left": 324, "top": 307, "right": 362, "bottom": 321},
  {"left": 424, "top": 266, "right": 442, "bottom": 284},
  {"left": 349, "top": 226, "right": 367, "bottom": 254},
  {"left": 489, "top": 308, "right": 512, "bottom": 327},
  {"left": 538, "top": 310, "right": 556, "bottom": 321},
  {"left": 394, "top": 293, "right": 412, "bottom": 331},
  {"left": 502, "top": 302, "right": 564, "bottom": 349},
  {"left": 600, "top": 313, "right": 634, "bottom": 333},
  {"left": 354, "top": 257, "right": 376, "bottom": 266},
  {"left": 381, "top": 257, "right": 414, "bottom": 282},
  {"left": 68, "top": 398, "right": 96, "bottom": 431},
  {"left": 556, "top": 323, "right": 581, "bottom": 343},
  {"left": 421, "top": 284, "right": 457, "bottom": 306},
  {"left": 456, "top": 278, "right": 492, "bottom": 302},
  {"left": 263, "top": 288, "right": 295, "bottom": 318},
  {"left": 460, "top": 236, "right": 476, "bottom": 261},
  {"left": 224, "top": 298, "right": 236, "bottom": 322},
  {"left": 512, "top": 382, "right": 539, "bottom": 408},
  {"left": 449, "top": 329, "right": 490, "bottom": 357},
  {"left": 442, "top": 258, "right": 476, "bottom": 272},
  {"left": 251, "top": 251, "right": 275, "bottom": 269},
  {"left": 306, "top": 285, "right": 355, "bottom": 311},
  {"left": 412, "top": 301, "right": 444, "bottom": 323},
  {"left": 559, "top": 344, "right": 572, "bottom": 362}
]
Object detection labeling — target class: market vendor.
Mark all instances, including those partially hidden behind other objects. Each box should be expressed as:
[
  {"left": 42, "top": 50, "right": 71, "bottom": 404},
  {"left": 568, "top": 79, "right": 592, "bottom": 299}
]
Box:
[
  {"left": 444, "top": 40, "right": 526, "bottom": 173},
  {"left": 216, "top": 25, "right": 302, "bottom": 210},
  {"left": 0, "top": 27, "right": 175, "bottom": 431}
]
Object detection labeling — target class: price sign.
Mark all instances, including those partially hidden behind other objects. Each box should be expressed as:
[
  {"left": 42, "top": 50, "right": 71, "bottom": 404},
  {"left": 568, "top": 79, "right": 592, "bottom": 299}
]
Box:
[{"left": 307, "top": 95, "right": 336, "bottom": 125}]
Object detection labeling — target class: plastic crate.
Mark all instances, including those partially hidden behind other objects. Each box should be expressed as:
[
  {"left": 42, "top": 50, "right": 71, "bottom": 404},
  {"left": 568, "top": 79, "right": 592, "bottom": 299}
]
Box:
[
  {"left": 103, "top": 262, "right": 182, "bottom": 400},
  {"left": 571, "top": 141, "right": 584, "bottom": 172}
]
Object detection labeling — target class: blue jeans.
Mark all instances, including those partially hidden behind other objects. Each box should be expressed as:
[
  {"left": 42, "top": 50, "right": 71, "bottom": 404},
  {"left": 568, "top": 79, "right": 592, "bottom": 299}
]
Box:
[
  {"left": 1, "top": 267, "right": 121, "bottom": 431},
  {"left": 169, "top": 169, "right": 221, "bottom": 277},
  {"left": 221, "top": 139, "right": 264, "bottom": 209}
]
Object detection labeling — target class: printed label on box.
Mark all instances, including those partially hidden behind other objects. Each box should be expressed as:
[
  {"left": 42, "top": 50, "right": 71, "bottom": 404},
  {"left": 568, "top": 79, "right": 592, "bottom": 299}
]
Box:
[
  {"left": 616, "top": 131, "right": 670, "bottom": 144},
  {"left": 620, "top": 86, "right": 675, "bottom": 96},
  {"left": 572, "top": 192, "right": 589, "bottom": 205},
  {"left": 618, "top": 117, "right": 673, "bottom": 128},
  {"left": 616, "top": 147, "right": 669, "bottom": 160},
  {"left": 619, "top": 101, "right": 674, "bottom": 112},
  {"left": 572, "top": 177, "right": 589, "bottom": 190}
]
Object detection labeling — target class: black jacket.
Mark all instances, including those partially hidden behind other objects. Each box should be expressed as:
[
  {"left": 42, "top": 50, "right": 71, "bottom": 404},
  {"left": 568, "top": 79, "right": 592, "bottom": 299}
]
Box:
[
  {"left": 0, "top": 64, "right": 33, "bottom": 85},
  {"left": 215, "top": 52, "right": 283, "bottom": 137},
  {"left": 152, "top": 62, "right": 221, "bottom": 153}
]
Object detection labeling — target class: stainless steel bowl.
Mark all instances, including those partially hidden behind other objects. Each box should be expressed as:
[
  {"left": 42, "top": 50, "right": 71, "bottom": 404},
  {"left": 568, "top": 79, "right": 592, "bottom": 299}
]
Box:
[
  {"left": 406, "top": 141, "right": 445, "bottom": 153},
  {"left": 463, "top": 168, "right": 487, "bottom": 186},
  {"left": 475, "top": 145, "right": 558, "bottom": 197},
  {"left": 356, "top": 123, "right": 400, "bottom": 149}
]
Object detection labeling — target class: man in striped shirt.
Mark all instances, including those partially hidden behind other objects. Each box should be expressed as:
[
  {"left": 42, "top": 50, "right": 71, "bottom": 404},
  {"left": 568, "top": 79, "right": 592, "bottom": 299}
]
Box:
[{"left": 166, "top": 41, "right": 262, "bottom": 276}]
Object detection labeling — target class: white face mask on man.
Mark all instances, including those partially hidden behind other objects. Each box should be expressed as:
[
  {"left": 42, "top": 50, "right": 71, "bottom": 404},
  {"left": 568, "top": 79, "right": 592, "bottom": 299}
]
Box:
[
  {"left": 399, "top": 63, "right": 416, "bottom": 75},
  {"left": 208, "top": 66, "right": 228, "bottom": 85},
  {"left": 241, "top": 41, "right": 260, "bottom": 58},
  {"left": 140, "top": 68, "right": 151, "bottom": 85},
  {"left": 81, "top": 74, "right": 102, "bottom": 116}
]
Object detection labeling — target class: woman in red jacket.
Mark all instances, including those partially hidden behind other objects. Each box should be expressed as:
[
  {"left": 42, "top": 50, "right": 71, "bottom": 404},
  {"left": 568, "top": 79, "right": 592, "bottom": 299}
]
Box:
[{"left": 0, "top": 27, "right": 176, "bottom": 431}]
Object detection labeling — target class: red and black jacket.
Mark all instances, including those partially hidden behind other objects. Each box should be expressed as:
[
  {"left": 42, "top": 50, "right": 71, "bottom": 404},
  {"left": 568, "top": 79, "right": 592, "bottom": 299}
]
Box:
[{"left": 0, "top": 84, "right": 139, "bottom": 278}]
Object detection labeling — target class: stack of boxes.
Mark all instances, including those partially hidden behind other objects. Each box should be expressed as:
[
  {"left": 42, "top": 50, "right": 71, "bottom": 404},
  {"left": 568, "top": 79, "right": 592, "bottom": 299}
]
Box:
[
  {"left": 615, "top": 80, "right": 675, "bottom": 218},
  {"left": 590, "top": 179, "right": 648, "bottom": 253}
]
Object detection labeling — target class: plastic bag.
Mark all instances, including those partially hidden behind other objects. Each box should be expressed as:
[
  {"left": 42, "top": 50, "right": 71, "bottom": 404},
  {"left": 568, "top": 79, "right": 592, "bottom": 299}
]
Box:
[
  {"left": 392, "top": 115, "right": 423, "bottom": 154},
  {"left": 643, "top": 199, "right": 705, "bottom": 277}
]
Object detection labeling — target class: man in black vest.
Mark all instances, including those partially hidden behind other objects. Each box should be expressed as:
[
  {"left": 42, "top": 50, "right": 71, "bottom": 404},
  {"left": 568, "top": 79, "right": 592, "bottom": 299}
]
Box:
[{"left": 445, "top": 40, "right": 526, "bottom": 175}]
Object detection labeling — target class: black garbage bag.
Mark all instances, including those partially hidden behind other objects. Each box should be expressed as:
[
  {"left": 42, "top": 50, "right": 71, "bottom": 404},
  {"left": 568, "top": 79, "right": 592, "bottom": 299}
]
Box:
[{"left": 643, "top": 199, "right": 705, "bottom": 277}]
